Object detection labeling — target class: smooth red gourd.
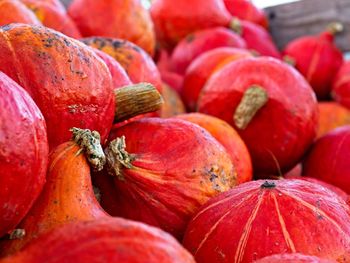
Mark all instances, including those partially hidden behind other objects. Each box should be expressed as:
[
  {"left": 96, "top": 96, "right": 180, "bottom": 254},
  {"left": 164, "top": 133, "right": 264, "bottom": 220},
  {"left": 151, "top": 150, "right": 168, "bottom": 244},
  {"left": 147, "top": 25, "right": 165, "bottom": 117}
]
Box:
[
  {"left": 82, "top": 37, "right": 162, "bottom": 92},
  {"left": 175, "top": 113, "right": 252, "bottom": 184},
  {"left": 0, "top": 24, "right": 115, "bottom": 149},
  {"left": 97, "top": 118, "right": 236, "bottom": 239},
  {"left": 0, "top": 0, "right": 41, "bottom": 25},
  {"left": 224, "top": 0, "right": 269, "bottom": 29},
  {"left": 182, "top": 47, "right": 253, "bottom": 111},
  {"left": 150, "top": 0, "right": 232, "bottom": 49},
  {"left": 69, "top": 0, "right": 155, "bottom": 56},
  {"left": 230, "top": 19, "right": 281, "bottom": 58},
  {"left": 170, "top": 27, "right": 246, "bottom": 75},
  {"left": 317, "top": 102, "right": 350, "bottom": 138},
  {"left": 332, "top": 61, "right": 350, "bottom": 109},
  {"left": 198, "top": 57, "right": 318, "bottom": 175},
  {"left": 0, "top": 71, "right": 48, "bottom": 238},
  {"left": 183, "top": 179, "right": 350, "bottom": 262},
  {"left": 0, "top": 218, "right": 195, "bottom": 263},
  {"left": 254, "top": 253, "right": 335, "bottom": 263},
  {"left": 0, "top": 129, "right": 107, "bottom": 256},
  {"left": 303, "top": 126, "right": 350, "bottom": 194},
  {"left": 21, "top": 0, "right": 82, "bottom": 38},
  {"left": 283, "top": 25, "right": 344, "bottom": 99}
]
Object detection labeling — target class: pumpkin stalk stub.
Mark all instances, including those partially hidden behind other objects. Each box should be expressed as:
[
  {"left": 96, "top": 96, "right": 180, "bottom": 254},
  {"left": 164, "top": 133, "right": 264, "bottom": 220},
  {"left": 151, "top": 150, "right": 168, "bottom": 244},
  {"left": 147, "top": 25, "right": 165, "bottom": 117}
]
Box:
[
  {"left": 8, "top": 229, "right": 26, "bottom": 240},
  {"left": 114, "top": 83, "right": 164, "bottom": 123},
  {"left": 105, "top": 136, "right": 135, "bottom": 180},
  {"left": 326, "top": 22, "right": 344, "bottom": 35},
  {"left": 71, "top": 128, "right": 106, "bottom": 171},
  {"left": 229, "top": 18, "right": 243, "bottom": 35},
  {"left": 234, "top": 85, "right": 268, "bottom": 129}
]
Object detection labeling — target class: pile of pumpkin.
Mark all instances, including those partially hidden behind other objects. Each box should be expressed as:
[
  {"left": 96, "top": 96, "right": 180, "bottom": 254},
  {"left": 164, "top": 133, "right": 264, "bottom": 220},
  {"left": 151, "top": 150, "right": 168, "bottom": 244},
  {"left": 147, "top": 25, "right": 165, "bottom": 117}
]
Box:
[{"left": 1, "top": 0, "right": 350, "bottom": 262}]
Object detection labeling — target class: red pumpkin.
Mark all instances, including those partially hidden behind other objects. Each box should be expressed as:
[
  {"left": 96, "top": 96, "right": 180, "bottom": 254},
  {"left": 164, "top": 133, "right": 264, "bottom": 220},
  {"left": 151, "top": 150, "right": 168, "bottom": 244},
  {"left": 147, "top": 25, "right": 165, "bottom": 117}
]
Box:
[
  {"left": 92, "top": 48, "right": 132, "bottom": 89},
  {"left": 69, "top": 0, "right": 155, "bottom": 56},
  {"left": 82, "top": 37, "right": 162, "bottom": 92},
  {"left": 317, "top": 102, "right": 350, "bottom": 138},
  {"left": 198, "top": 57, "right": 318, "bottom": 175},
  {"left": 0, "top": 71, "right": 48, "bottom": 237},
  {"left": 21, "top": 0, "right": 82, "bottom": 38},
  {"left": 150, "top": 0, "right": 232, "bottom": 49},
  {"left": 0, "top": 218, "right": 195, "bottom": 263},
  {"left": 182, "top": 47, "right": 253, "bottom": 111},
  {"left": 303, "top": 126, "right": 350, "bottom": 194},
  {"left": 255, "top": 253, "right": 334, "bottom": 263},
  {"left": 170, "top": 27, "right": 246, "bottom": 75},
  {"left": 98, "top": 118, "right": 236, "bottom": 239},
  {"left": 0, "top": 0, "right": 41, "bottom": 25},
  {"left": 332, "top": 61, "right": 350, "bottom": 109},
  {"left": 230, "top": 19, "right": 281, "bottom": 58},
  {"left": 175, "top": 113, "right": 252, "bottom": 184},
  {"left": 183, "top": 179, "right": 350, "bottom": 262},
  {"left": 0, "top": 24, "right": 115, "bottom": 149},
  {"left": 224, "top": 0, "right": 269, "bottom": 29},
  {"left": 159, "top": 83, "right": 186, "bottom": 118},
  {"left": 283, "top": 24, "right": 344, "bottom": 99}
]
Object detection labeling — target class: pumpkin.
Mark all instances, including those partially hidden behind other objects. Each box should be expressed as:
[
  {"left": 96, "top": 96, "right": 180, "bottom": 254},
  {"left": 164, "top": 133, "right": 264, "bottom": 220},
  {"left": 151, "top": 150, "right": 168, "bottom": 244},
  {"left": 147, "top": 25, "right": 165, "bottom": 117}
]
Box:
[
  {"left": 170, "top": 27, "right": 246, "bottom": 75},
  {"left": 317, "top": 102, "right": 350, "bottom": 138},
  {"left": 332, "top": 61, "right": 350, "bottom": 109},
  {"left": 0, "top": 129, "right": 107, "bottom": 256},
  {"left": 159, "top": 83, "right": 186, "bottom": 118},
  {"left": 150, "top": 0, "right": 232, "bottom": 49},
  {"left": 0, "top": 0, "right": 41, "bottom": 25},
  {"left": 254, "top": 253, "right": 335, "bottom": 263},
  {"left": 181, "top": 47, "right": 253, "bottom": 111},
  {"left": 183, "top": 179, "right": 350, "bottom": 262},
  {"left": 97, "top": 118, "right": 236, "bottom": 239},
  {"left": 0, "top": 71, "right": 48, "bottom": 238},
  {"left": 68, "top": 0, "right": 155, "bottom": 56},
  {"left": 303, "top": 126, "right": 350, "bottom": 194},
  {"left": 175, "top": 113, "right": 252, "bottom": 184},
  {"left": 223, "top": 0, "right": 269, "bottom": 29},
  {"left": 283, "top": 23, "right": 344, "bottom": 99},
  {"left": 0, "top": 218, "right": 195, "bottom": 263},
  {"left": 198, "top": 57, "right": 318, "bottom": 175}
]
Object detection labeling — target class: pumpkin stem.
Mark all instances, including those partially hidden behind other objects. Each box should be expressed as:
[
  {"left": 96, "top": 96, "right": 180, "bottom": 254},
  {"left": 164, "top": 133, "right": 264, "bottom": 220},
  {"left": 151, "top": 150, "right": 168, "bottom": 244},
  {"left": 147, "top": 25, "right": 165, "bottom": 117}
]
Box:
[
  {"left": 229, "top": 18, "right": 243, "bottom": 35},
  {"left": 105, "top": 136, "right": 135, "bottom": 180},
  {"left": 9, "top": 229, "right": 25, "bottom": 240},
  {"left": 114, "top": 82, "right": 164, "bottom": 123},
  {"left": 71, "top": 128, "right": 106, "bottom": 171},
  {"left": 234, "top": 85, "right": 268, "bottom": 129},
  {"left": 283, "top": 55, "right": 296, "bottom": 67},
  {"left": 326, "top": 22, "right": 344, "bottom": 35}
]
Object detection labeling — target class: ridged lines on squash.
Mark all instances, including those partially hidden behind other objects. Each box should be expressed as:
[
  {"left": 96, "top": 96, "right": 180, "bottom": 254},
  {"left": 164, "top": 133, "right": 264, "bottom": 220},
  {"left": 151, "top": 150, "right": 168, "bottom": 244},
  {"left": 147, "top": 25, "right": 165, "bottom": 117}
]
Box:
[
  {"left": 234, "top": 191, "right": 265, "bottom": 263},
  {"left": 271, "top": 193, "right": 296, "bottom": 252},
  {"left": 306, "top": 43, "right": 322, "bottom": 83},
  {"left": 193, "top": 190, "right": 258, "bottom": 256}
]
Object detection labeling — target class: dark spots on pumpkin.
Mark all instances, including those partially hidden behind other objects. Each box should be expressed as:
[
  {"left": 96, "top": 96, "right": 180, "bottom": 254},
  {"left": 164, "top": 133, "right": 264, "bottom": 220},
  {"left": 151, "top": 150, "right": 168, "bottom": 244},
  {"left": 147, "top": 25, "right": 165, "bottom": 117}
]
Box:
[
  {"left": 63, "top": 38, "right": 71, "bottom": 47},
  {"left": 192, "top": 169, "right": 196, "bottom": 173},
  {"left": 315, "top": 199, "right": 324, "bottom": 220},
  {"left": 0, "top": 24, "right": 13, "bottom": 31},
  {"left": 112, "top": 39, "right": 126, "bottom": 49},
  {"left": 186, "top": 34, "right": 195, "bottom": 43},
  {"left": 131, "top": 44, "right": 142, "bottom": 53},
  {"left": 42, "top": 37, "right": 55, "bottom": 48},
  {"left": 53, "top": 200, "right": 59, "bottom": 205}
]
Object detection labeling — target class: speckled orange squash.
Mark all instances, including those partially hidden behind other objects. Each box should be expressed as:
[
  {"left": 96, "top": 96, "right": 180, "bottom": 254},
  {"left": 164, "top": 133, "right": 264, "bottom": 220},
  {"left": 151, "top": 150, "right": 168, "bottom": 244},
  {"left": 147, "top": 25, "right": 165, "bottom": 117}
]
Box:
[
  {"left": 0, "top": 0, "right": 41, "bottom": 26},
  {"left": 0, "top": 24, "right": 115, "bottom": 149}
]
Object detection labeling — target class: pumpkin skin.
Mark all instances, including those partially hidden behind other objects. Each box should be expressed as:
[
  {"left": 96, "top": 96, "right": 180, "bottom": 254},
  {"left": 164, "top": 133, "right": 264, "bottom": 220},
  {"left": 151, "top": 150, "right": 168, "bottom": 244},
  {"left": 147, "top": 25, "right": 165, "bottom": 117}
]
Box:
[
  {"left": 0, "top": 137, "right": 107, "bottom": 256},
  {"left": 254, "top": 253, "right": 335, "bottom": 263},
  {"left": 150, "top": 0, "right": 232, "bottom": 49},
  {"left": 92, "top": 48, "right": 133, "bottom": 89},
  {"left": 182, "top": 47, "right": 253, "bottom": 111},
  {"left": 0, "top": 24, "right": 115, "bottom": 149},
  {"left": 159, "top": 83, "right": 186, "bottom": 118},
  {"left": 101, "top": 118, "right": 236, "bottom": 239},
  {"left": 231, "top": 19, "right": 281, "bottom": 58},
  {"left": 332, "top": 61, "right": 350, "bottom": 109},
  {"left": 82, "top": 37, "right": 162, "bottom": 92},
  {"left": 223, "top": 0, "right": 269, "bottom": 29},
  {"left": 21, "top": 0, "right": 82, "bottom": 38},
  {"left": 170, "top": 27, "right": 247, "bottom": 75},
  {"left": 183, "top": 179, "right": 350, "bottom": 262},
  {"left": 0, "top": 71, "right": 48, "bottom": 238},
  {"left": 303, "top": 126, "right": 350, "bottom": 194},
  {"left": 0, "top": 218, "right": 196, "bottom": 263},
  {"left": 175, "top": 113, "right": 252, "bottom": 184},
  {"left": 198, "top": 57, "right": 318, "bottom": 175},
  {"left": 68, "top": 0, "right": 155, "bottom": 56},
  {"left": 0, "top": 0, "right": 41, "bottom": 26},
  {"left": 283, "top": 28, "right": 343, "bottom": 100},
  {"left": 317, "top": 102, "right": 350, "bottom": 138}
]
